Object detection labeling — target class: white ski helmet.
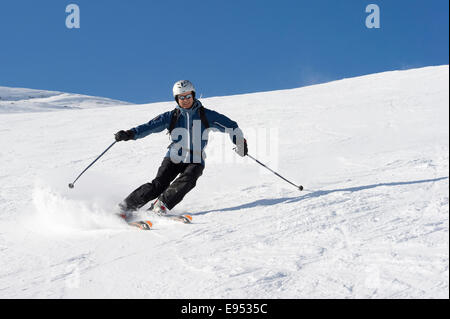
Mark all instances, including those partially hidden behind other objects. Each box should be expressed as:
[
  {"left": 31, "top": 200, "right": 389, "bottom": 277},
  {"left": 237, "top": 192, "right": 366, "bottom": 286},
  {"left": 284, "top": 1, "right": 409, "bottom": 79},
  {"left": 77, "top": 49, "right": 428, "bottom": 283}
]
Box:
[{"left": 172, "top": 80, "right": 196, "bottom": 98}]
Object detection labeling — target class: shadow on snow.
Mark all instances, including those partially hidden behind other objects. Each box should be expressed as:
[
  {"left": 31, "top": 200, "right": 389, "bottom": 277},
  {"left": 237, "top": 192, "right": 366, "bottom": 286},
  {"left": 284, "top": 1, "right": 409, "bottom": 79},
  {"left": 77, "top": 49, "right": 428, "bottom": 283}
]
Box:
[{"left": 192, "top": 176, "right": 448, "bottom": 216}]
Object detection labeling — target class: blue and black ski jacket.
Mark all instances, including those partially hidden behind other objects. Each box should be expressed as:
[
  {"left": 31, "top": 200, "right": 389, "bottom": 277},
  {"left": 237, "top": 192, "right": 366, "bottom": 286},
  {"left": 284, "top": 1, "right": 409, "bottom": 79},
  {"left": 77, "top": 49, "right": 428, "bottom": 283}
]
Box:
[{"left": 130, "top": 99, "right": 243, "bottom": 165}]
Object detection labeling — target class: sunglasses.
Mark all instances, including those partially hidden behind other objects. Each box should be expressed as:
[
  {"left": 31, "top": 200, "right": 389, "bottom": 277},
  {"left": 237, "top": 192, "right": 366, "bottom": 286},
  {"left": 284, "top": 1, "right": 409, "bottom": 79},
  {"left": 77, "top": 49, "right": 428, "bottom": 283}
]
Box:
[{"left": 178, "top": 94, "right": 193, "bottom": 101}]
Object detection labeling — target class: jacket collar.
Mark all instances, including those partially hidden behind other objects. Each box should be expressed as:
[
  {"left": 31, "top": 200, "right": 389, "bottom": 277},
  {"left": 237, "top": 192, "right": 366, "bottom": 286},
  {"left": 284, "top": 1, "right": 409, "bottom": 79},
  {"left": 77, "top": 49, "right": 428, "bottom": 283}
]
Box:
[{"left": 176, "top": 99, "right": 202, "bottom": 115}]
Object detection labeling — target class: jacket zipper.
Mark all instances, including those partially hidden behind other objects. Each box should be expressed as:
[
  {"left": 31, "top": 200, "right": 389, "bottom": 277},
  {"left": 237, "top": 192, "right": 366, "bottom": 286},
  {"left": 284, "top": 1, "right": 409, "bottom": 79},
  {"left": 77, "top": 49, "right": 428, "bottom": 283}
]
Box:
[{"left": 186, "top": 112, "right": 191, "bottom": 158}]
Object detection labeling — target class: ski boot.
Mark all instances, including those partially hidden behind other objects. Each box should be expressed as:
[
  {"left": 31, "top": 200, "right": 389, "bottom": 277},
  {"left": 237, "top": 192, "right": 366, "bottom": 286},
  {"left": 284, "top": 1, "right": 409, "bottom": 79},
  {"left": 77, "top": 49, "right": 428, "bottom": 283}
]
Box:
[
  {"left": 149, "top": 199, "right": 169, "bottom": 216},
  {"left": 117, "top": 202, "right": 135, "bottom": 221}
]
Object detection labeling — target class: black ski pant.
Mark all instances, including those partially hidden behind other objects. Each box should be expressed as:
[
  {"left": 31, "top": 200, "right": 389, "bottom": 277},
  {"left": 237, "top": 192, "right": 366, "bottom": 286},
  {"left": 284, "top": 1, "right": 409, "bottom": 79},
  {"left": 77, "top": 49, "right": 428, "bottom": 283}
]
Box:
[{"left": 122, "top": 157, "right": 204, "bottom": 211}]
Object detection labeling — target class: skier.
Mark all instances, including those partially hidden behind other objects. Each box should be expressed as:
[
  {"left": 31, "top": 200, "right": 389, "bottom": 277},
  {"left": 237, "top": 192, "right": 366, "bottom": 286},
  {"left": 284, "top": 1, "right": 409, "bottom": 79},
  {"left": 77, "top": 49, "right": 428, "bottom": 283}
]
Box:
[{"left": 114, "top": 80, "right": 248, "bottom": 218}]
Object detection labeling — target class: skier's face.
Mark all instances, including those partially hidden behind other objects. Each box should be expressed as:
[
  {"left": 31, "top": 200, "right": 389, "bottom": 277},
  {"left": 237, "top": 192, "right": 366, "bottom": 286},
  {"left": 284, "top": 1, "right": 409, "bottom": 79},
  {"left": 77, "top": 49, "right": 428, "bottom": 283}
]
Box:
[{"left": 177, "top": 91, "right": 194, "bottom": 109}]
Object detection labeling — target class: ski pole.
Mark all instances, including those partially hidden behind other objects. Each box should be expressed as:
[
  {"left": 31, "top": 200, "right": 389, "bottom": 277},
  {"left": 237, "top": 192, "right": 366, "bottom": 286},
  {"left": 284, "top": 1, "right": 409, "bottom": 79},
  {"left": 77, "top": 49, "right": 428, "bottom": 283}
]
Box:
[
  {"left": 247, "top": 154, "right": 303, "bottom": 191},
  {"left": 68, "top": 141, "right": 117, "bottom": 189}
]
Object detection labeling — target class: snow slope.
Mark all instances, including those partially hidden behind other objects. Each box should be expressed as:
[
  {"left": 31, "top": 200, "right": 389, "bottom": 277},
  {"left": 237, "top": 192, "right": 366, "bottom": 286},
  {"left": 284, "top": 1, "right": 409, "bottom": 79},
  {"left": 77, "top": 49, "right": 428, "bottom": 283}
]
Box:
[
  {"left": 0, "top": 66, "right": 448, "bottom": 298},
  {"left": 0, "top": 86, "right": 131, "bottom": 113}
]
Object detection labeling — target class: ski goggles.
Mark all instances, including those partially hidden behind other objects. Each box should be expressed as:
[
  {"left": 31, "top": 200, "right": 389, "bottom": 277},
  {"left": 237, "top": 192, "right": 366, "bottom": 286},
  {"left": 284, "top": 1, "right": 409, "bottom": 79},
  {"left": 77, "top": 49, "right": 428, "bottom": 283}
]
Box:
[{"left": 178, "top": 94, "right": 193, "bottom": 101}]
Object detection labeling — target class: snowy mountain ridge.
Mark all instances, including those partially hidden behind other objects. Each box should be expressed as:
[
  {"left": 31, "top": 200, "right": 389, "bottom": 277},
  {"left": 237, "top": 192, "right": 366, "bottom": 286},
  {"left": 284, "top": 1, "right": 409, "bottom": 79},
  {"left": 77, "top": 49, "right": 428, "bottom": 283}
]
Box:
[{"left": 0, "top": 86, "right": 131, "bottom": 113}]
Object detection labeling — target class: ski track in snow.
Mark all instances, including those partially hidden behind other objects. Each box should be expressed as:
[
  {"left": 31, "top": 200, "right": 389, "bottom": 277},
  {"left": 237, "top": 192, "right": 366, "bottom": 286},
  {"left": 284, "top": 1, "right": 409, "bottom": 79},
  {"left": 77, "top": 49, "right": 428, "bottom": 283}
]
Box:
[{"left": 0, "top": 66, "right": 448, "bottom": 298}]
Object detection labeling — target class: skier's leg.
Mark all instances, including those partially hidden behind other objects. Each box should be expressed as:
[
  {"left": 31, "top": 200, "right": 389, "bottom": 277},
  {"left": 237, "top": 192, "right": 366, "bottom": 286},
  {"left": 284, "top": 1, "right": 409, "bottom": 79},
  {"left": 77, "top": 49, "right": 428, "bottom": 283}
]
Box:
[
  {"left": 158, "top": 163, "right": 204, "bottom": 210},
  {"left": 120, "top": 157, "right": 182, "bottom": 211}
]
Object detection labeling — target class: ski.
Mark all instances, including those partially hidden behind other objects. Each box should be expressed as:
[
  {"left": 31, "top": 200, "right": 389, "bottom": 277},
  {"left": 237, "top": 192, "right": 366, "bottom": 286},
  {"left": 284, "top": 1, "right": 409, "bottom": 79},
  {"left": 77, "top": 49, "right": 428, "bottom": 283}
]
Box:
[
  {"left": 128, "top": 220, "right": 153, "bottom": 230},
  {"left": 163, "top": 214, "right": 193, "bottom": 224},
  {"left": 147, "top": 202, "right": 192, "bottom": 224}
]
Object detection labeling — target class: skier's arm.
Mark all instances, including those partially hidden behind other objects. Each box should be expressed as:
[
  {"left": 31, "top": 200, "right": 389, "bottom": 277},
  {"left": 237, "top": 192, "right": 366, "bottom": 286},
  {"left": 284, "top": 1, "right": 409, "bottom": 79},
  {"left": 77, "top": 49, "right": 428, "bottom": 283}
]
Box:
[
  {"left": 207, "top": 110, "right": 247, "bottom": 156},
  {"left": 115, "top": 111, "right": 172, "bottom": 142},
  {"left": 206, "top": 110, "right": 241, "bottom": 139},
  {"left": 131, "top": 111, "right": 172, "bottom": 140}
]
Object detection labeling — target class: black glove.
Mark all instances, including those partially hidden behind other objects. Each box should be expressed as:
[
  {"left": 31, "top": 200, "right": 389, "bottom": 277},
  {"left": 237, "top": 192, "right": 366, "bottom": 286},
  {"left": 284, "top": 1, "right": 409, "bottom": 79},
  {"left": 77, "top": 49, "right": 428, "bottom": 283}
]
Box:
[
  {"left": 114, "top": 130, "right": 135, "bottom": 142},
  {"left": 235, "top": 138, "right": 248, "bottom": 157}
]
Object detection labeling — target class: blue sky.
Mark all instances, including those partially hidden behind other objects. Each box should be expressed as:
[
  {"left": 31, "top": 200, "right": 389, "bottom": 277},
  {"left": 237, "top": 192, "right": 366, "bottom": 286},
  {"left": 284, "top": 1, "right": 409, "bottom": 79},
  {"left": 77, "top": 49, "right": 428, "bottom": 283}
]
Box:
[{"left": 0, "top": 0, "right": 448, "bottom": 103}]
